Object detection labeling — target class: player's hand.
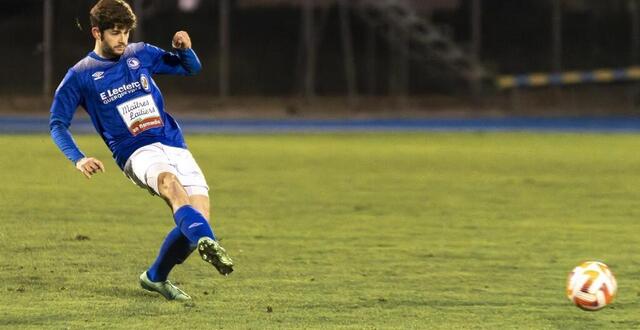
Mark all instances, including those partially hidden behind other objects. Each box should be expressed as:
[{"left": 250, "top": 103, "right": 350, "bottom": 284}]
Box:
[
  {"left": 172, "top": 31, "right": 192, "bottom": 50},
  {"left": 75, "top": 157, "right": 105, "bottom": 179}
]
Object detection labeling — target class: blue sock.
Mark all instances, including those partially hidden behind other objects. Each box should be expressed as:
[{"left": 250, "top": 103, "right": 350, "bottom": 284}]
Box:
[
  {"left": 173, "top": 205, "right": 216, "bottom": 245},
  {"left": 147, "top": 227, "right": 194, "bottom": 282}
]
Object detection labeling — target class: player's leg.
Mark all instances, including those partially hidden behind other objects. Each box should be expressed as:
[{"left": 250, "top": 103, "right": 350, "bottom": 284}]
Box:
[
  {"left": 126, "top": 145, "right": 232, "bottom": 286},
  {"left": 146, "top": 227, "right": 192, "bottom": 281},
  {"left": 184, "top": 193, "right": 232, "bottom": 274},
  {"left": 155, "top": 172, "right": 233, "bottom": 275},
  {"left": 146, "top": 194, "right": 210, "bottom": 282},
  {"left": 172, "top": 149, "right": 233, "bottom": 276},
  {"left": 124, "top": 145, "right": 196, "bottom": 300},
  {"left": 156, "top": 172, "right": 217, "bottom": 241},
  {"left": 189, "top": 194, "right": 210, "bottom": 221}
]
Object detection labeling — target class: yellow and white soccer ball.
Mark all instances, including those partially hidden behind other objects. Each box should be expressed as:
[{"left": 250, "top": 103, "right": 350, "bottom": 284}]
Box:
[{"left": 566, "top": 261, "right": 617, "bottom": 311}]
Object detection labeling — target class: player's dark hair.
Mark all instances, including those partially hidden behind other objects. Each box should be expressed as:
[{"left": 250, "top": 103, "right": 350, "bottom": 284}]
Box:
[{"left": 90, "top": 0, "right": 137, "bottom": 33}]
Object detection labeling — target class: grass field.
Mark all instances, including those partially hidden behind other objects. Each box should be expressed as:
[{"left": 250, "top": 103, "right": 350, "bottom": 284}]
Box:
[{"left": 1, "top": 133, "right": 640, "bottom": 329}]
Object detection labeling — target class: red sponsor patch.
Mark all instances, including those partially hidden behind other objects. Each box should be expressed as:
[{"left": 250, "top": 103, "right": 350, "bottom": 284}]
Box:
[{"left": 129, "top": 116, "right": 163, "bottom": 136}]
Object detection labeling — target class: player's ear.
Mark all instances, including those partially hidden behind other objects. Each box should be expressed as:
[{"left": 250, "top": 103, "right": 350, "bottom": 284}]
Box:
[{"left": 91, "top": 27, "right": 101, "bottom": 40}]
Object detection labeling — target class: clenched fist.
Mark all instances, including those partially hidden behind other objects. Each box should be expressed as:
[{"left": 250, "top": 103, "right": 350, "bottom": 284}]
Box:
[{"left": 172, "top": 31, "right": 192, "bottom": 50}]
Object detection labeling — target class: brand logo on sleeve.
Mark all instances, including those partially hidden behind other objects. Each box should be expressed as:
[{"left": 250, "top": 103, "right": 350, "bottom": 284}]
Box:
[
  {"left": 92, "top": 71, "right": 105, "bottom": 80},
  {"left": 127, "top": 57, "right": 140, "bottom": 70}
]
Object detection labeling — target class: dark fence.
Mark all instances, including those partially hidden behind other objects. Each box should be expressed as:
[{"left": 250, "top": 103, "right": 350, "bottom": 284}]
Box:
[{"left": 2, "top": 0, "right": 640, "bottom": 101}]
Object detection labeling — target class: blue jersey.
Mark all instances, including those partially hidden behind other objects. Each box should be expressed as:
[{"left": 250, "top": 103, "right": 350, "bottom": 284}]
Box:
[{"left": 49, "top": 42, "right": 202, "bottom": 170}]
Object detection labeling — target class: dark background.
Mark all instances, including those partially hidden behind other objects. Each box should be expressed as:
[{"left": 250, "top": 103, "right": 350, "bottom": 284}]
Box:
[{"left": 2, "top": 0, "right": 640, "bottom": 115}]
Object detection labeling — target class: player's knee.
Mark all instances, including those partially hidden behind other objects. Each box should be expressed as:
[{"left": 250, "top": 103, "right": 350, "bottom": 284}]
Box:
[
  {"left": 157, "top": 172, "right": 189, "bottom": 203},
  {"left": 157, "top": 172, "right": 179, "bottom": 190}
]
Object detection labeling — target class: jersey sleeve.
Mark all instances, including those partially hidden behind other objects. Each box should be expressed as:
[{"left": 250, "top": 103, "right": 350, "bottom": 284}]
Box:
[
  {"left": 145, "top": 43, "right": 202, "bottom": 76},
  {"left": 49, "top": 70, "right": 85, "bottom": 165}
]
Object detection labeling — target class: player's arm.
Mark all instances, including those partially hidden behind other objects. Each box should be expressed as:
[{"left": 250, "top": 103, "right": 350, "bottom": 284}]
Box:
[
  {"left": 49, "top": 70, "right": 105, "bottom": 179},
  {"left": 148, "top": 31, "right": 202, "bottom": 76}
]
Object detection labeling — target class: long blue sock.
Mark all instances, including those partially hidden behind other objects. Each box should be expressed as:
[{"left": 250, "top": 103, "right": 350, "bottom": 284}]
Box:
[
  {"left": 173, "top": 205, "right": 216, "bottom": 245},
  {"left": 147, "top": 227, "right": 194, "bottom": 282}
]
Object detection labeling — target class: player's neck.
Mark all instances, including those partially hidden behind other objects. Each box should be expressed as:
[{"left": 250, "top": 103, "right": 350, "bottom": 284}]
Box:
[{"left": 93, "top": 42, "right": 119, "bottom": 60}]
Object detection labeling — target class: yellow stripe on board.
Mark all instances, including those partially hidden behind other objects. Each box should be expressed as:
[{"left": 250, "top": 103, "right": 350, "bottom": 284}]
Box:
[
  {"left": 528, "top": 74, "right": 550, "bottom": 86},
  {"left": 593, "top": 70, "right": 615, "bottom": 82},
  {"left": 497, "top": 76, "right": 516, "bottom": 89},
  {"left": 627, "top": 66, "right": 640, "bottom": 79},
  {"left": 561, "top": 72, "right": 582, "bottom": 84},
  {"left": 496, "top": 66, "right": 640, "bottom": 90}
]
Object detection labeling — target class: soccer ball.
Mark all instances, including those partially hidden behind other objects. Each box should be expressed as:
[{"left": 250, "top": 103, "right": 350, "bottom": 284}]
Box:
[{"left": 566, "top": 261, "right": 617, "bottom": 311}]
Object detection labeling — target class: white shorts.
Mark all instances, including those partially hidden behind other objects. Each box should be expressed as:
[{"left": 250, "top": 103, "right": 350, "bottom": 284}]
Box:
[{"left": 123, "top": 142, "right": 209, "bottom": 197}]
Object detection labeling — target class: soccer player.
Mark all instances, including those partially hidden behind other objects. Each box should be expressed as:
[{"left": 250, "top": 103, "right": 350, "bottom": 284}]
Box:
[{"left": 49, "top": 0, "right": 233, "bottom": 301}]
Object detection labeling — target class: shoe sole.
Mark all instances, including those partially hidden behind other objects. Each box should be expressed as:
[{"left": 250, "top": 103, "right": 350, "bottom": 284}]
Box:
[{"left": 198, "top": 239, "right": 234, "bottom": 276}]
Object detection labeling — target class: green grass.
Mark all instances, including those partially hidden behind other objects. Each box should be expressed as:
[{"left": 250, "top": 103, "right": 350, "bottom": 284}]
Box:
[{"left": 1, "top": 133, "right": 639, "bottom": 329}]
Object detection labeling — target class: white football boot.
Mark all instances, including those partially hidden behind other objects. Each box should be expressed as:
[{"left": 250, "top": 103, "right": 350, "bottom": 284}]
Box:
[{"left": 139, "top": 271, "right": 192, "bottom": 301}]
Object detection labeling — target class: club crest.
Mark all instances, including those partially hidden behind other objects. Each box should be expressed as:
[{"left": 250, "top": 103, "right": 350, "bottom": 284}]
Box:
[
  {"left": 140, "top": 73, "right": 151, "bottom": 93},
  {"left": 127, "top": 57, "right": 140, "bottom": 70}
]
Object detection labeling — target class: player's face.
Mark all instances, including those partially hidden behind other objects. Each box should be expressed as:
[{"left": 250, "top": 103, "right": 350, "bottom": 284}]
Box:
[{"left": 100, "top": 26, "right": 130, "bottom": 58}]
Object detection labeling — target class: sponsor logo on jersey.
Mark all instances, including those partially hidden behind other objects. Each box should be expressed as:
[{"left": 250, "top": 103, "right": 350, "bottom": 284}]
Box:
[
  {"left": 116, "top": 94, "right": 163, "bottom": 136},
  {"left": 99, "top": 82, "right": 142, "bottom": 104},
  {"left": 140, "top": 74, "right": 151, "bottom": 93},
  {"left": 127, "top": 57, "right": 140, "bottom": 70},
  {"left": 92, "top": 71, "right": 105, "bottom": 80}
]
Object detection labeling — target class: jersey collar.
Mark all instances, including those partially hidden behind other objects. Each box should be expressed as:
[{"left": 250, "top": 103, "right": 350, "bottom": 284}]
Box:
[{"left": 89, "top": 51, "right": 120, "bottom": 62}]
